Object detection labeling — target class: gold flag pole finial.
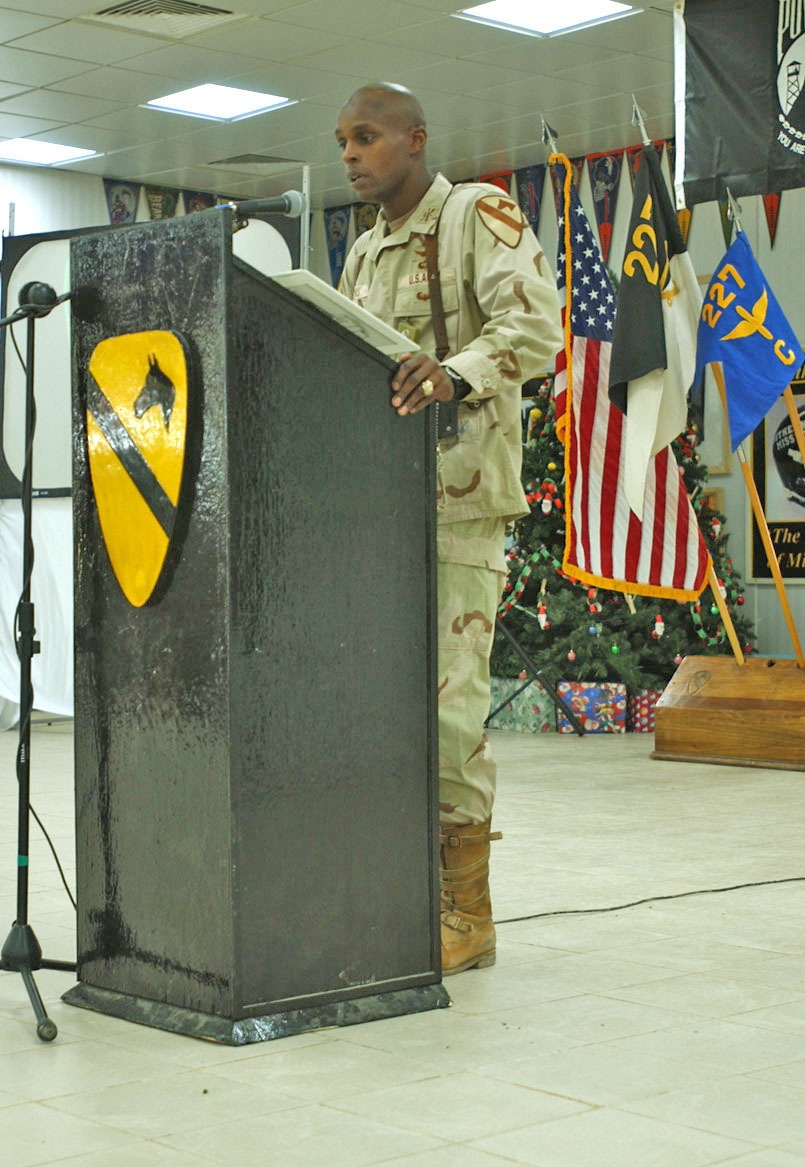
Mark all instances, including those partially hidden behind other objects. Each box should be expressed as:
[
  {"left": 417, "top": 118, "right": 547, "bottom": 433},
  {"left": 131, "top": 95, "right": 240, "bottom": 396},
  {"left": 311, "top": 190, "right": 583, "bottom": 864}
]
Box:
[{"left": 630, "top": 95, "right": 651, "bottom": 146}]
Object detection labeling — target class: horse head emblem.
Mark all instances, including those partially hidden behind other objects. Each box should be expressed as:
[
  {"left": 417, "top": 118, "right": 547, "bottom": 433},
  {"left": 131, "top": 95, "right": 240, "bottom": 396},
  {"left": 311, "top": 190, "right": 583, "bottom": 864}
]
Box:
[{"left": 133, "top": 353, "right": 175, "bottom": 429}]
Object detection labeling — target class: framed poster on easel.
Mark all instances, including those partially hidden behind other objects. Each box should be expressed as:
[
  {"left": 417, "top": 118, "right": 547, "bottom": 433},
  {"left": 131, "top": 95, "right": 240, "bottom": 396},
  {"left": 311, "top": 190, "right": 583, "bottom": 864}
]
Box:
[{"left": 751, "top": 377, "right": 805, "bottom": 580}]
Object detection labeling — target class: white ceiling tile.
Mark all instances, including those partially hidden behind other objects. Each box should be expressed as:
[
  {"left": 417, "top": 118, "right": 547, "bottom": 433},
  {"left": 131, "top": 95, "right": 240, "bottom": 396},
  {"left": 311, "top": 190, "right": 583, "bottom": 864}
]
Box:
[
  {"left": 270, "top": 0, "right": 427, "bottom": 36},
  {"left": 404, "top": 57, "right": 545, "bottom": 95},
  {"left": 0, "top": 9, "right": 60, "bottom": 41},
  {"left": 553, "top": 53, "right": 673, "bottom": 91},
  {"left": 0, "top": 0, "right": 102, "bottom": 15},
  {"left": 568, "top": 7, "right": 674, "bottom": 56},
  {"left": 474, "top": 72, "right": 612, "bottom": 111},
  {"left": 0, "top": 79, "right": 28, "bottom": 99},
  {"left": 0, "top": 45, "right": 94, "bottom": 86},
  {"left": 467, "top": 39, "right": 626, "bottom": 74},
  {"left": 373, "top": 13, "right": 534, "bottom": 56},
  {"left": 121, "top": 43, "right": 270, "bottom": 85},
  {"left": 8, "top": 21, "right": 172, "bottom": 65},
  {"left": 189, "top": 16, "right": 349, "bottom": 62},
  {"left": 83, "top": 104, "right": 208, "bottom": 138},
  {"left": 0, "top": 109, "right": 61, "bottom": 137},
  {"left": 49, "top": 66, "right": 185, "bottom": 105},
  {"left": 296, "top": 41, "right": 445, "bottom": 81},
  {"left": 229, "top": 61, "right": 369, "bottom": 101},
  {"left": 386, "top": 0, "right": 457, "bottom": 11},
  {"left": 0, "top": 87, "right": 124, "bottom": 123}
]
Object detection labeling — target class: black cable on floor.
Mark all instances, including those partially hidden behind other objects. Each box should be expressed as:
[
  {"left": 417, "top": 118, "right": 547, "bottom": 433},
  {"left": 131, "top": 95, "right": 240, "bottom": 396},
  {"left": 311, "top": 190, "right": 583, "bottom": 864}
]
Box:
[{"left": 497, "top": 875, "right": 805, "bottom": 924}]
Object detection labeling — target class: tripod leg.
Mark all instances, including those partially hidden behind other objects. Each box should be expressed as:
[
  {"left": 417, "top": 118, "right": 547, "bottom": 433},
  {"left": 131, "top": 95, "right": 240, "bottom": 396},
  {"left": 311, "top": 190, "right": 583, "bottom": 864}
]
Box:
[
  {"left": 2, "top": 922, "right": 58, "bottom": 1041},
  {"left": 494, "top": 618, "right": 585, "bottom": 736},
  {"left": 20, "top": 967, "right": 57, "bottom": 1042}
]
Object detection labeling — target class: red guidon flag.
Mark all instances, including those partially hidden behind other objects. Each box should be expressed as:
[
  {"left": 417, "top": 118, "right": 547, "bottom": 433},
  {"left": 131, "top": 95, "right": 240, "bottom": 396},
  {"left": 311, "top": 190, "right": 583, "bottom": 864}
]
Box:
[{"left": 550, "top": 154, "right": 709, "bottom": 601}]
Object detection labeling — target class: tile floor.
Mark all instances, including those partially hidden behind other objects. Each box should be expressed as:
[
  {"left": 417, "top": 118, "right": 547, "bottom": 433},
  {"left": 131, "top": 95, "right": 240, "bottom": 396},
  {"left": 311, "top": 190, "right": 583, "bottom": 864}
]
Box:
[{"left": 2, "top": 720, "right": 805, "bottom": 1165}]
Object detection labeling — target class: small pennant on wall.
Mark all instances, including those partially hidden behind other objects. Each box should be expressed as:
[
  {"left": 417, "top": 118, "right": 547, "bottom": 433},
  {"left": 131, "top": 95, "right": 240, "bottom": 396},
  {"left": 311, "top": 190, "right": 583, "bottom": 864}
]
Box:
[
  {"left": 352, "top": 202, "right": 379, "bottom": 236},
  {"left": 324, "top": 205, "right": 351, "bottom": 287},
  {"left": 587, "top": 149, "right": 624, "bottom": 263},
  {"left": 145, "top": 186, "right": 179, "bottom": 220},
  {"left": 763, "top": 192, "right": 781, "bottom": 247},
  {"left": 184, "top": 190, "right": 217, "bottom": 214},
  {"left": 104, "top": 179, "right": 141, "bottom": 225},
  {"left": 625, "top": 141, "right": 665, "bottom": 187},
  {"left": 479, "top": 170, "right": 513, "bottom": 193},
  {"left": 514, "top": 163, "right": 546, "bottom": 237}
]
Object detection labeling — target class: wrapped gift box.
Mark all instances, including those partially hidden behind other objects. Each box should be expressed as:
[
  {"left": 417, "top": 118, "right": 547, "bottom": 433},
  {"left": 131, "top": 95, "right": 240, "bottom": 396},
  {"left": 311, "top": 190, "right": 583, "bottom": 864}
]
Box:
[
  {"left": 488, "top": 677, "right": 556, "bottom": 733},
  {"left": 627, "top": 688, "right": 662, "bottom": 733},
  {"left": 556, "top": 680, "right": 627, "bottom": 733}
]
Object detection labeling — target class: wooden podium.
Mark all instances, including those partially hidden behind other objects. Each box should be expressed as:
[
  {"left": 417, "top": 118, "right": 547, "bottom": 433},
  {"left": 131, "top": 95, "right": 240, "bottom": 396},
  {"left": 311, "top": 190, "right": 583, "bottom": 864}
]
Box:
[{"left": 63, "top": 210, "right": 448, "bottom": 1042}]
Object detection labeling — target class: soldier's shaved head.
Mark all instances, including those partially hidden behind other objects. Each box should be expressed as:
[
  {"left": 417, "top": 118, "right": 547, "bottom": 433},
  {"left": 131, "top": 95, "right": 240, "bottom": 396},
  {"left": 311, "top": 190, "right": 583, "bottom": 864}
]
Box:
[
  {"left": 340, "top": 83, "right": 426, "bottom": 131},
  {"left": 336, "top": 82, "right": 431, "bottom": 219}
]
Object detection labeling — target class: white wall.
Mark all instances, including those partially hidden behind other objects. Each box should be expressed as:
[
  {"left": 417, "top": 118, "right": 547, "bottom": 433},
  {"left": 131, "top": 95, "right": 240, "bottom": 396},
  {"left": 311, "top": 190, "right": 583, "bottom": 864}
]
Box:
[{"left": 3, "top": 156, "right": 804, "bottom": 661}]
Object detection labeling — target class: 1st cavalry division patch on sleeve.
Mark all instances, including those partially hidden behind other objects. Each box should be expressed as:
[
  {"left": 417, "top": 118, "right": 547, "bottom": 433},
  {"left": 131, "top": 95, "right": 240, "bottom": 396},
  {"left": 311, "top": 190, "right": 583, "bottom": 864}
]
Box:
[
  {"left": 85, "top": 330, "right": 189, "bottom": 607},
  {"left": 475, "top": 196, "right": 527, "bottom": 248}
]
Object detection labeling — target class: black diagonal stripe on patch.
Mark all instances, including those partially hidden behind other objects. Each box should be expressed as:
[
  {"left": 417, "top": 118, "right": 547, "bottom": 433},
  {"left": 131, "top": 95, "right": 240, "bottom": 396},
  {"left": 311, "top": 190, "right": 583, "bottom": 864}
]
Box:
[{"left": 87, "top": 374, "right": 176, "bottom": 537}]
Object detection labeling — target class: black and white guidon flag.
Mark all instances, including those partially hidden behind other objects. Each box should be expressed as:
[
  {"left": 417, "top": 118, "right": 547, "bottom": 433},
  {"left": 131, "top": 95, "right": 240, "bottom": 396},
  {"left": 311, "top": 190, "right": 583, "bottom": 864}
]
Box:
[{"left": 676, "top": 0, "right": 805, "bottom": 205}]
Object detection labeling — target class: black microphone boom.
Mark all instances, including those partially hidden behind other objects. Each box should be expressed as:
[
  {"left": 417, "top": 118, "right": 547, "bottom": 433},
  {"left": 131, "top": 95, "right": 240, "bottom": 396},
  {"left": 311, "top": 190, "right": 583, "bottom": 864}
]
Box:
[{"left": 232, "top": 190, "right": 306, "bottom": 218}]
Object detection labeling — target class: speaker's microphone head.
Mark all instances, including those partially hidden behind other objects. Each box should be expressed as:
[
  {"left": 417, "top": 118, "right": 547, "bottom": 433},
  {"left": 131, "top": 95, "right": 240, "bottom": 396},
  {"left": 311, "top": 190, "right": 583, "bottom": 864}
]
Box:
[
  {"left": 282, "top": 189, "right": 306, "bottom": 218},
  {"left": 18, "top": 282, "right": 58, "bottom": 311}
]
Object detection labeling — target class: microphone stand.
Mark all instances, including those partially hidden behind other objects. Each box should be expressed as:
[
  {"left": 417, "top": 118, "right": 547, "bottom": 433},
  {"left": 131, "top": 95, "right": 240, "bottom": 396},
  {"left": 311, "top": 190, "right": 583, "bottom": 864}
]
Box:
[{"left": 0, "top": 288, "right": 76, "bottom": 1041}]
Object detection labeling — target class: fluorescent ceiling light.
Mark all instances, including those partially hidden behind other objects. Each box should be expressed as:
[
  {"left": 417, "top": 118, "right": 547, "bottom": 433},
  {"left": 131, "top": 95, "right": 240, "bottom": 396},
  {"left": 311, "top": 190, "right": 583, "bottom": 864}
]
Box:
[
  {"left": 146, "top": 84, "right": 295, "bottom": 122},
  {"left": 455, "top": 0, "right": 639, "bottom": 37},
  {"left": 0, "top": 138, "right": 96, "bottom": 165}
]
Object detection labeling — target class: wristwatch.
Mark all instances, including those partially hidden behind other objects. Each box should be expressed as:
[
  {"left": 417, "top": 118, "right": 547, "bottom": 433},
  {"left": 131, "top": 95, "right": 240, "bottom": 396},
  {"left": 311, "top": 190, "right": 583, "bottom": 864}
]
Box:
[{"left": 444, "top": 367, "right": 473, "bottom": 401}]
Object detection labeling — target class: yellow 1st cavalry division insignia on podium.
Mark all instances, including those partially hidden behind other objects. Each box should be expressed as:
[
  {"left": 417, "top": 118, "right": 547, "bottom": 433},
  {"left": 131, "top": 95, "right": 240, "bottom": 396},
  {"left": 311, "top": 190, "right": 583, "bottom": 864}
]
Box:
[{"left": 86, "top": 331, "right": 189, "bottom": 607}]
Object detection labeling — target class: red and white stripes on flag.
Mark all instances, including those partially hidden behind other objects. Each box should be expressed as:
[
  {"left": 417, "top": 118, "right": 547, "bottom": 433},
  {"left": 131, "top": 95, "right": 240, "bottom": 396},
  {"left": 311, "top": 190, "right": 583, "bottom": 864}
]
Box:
[{"left": 551, "top": 154, "right": 709, "bottom": 601}]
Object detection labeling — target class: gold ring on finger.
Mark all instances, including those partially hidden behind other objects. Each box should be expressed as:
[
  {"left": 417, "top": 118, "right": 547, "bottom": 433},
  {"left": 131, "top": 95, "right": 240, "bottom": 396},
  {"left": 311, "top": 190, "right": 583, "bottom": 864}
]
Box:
[{"left": 420, "top": 378, "right": 434, "bottom": 397}]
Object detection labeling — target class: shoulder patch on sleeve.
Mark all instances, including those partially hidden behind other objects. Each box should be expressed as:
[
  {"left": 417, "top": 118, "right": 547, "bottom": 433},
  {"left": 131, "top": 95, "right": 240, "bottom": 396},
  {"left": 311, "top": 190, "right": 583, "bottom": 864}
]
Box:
[{"left": 475, "top": 195, "right": 527, "bottom": 248}]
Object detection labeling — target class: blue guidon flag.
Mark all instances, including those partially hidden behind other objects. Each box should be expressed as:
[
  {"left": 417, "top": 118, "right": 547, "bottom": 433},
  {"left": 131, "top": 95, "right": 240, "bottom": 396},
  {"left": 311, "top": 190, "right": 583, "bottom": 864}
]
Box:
[
  {"left": 694, "top": 230, "right": 803, "bottom": 450},
  {"left": 676, "top": 0, "right": 805, "bottom": 204}
]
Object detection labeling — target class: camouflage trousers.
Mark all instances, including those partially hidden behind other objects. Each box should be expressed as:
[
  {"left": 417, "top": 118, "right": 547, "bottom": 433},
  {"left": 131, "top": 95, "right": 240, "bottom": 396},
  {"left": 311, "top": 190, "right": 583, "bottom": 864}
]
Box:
[{"left": 437, "top": 518, "right": 508, "bottom": 827}]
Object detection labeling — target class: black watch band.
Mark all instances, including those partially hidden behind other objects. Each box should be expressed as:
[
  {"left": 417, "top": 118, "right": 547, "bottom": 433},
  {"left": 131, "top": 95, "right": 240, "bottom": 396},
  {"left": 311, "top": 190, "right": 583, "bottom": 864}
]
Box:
[{"left": 446, "top": 371, "right": 473, "bottom": 401}]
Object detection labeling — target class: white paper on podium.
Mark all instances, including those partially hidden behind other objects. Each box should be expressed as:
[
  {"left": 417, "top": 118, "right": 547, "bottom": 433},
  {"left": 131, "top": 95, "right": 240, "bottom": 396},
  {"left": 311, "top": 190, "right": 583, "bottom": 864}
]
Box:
[{"left": 270, "top": 269, "right": 420, "bottom": 359}]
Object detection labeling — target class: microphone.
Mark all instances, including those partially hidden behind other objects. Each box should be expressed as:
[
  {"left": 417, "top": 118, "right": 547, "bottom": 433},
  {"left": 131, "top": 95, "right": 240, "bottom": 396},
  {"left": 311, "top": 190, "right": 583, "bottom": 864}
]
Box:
[
  {"left": 16, "top": 282, "right": 102, "bottom": 321},
  {"left": 18, "top": 282, "right": 59, "bottom": 313},
  {"left": 231, "top": 190, "right": 306, "bottom": 218}
]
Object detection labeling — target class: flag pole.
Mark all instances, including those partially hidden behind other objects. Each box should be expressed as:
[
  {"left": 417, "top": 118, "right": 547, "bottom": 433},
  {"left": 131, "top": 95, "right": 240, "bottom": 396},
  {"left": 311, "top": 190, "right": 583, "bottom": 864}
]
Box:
[
  {"left": 630, "top": 95, "right": 651, "bottom": 146},
  {"left": 711, "top": 360, "right": 805, "bottom": 666},
  {"left": 540, "top": 115, "right": 559, "bottom": 155},
  {"left": 704, "top": 558, "right": 746, "bottom": 665}
]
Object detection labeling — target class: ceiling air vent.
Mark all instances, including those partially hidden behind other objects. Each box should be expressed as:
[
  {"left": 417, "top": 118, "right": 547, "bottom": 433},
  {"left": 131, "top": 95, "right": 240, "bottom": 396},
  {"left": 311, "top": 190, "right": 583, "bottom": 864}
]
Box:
[{"left": 86, "top": 0, "right": 245, "bottom": 39}]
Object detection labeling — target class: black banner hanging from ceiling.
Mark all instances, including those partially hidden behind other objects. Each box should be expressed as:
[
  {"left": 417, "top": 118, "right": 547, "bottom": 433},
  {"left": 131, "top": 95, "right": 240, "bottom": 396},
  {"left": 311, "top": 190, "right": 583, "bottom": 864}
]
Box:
[{"left": 676, "top": 0, "right": 805, "bottom": 205}]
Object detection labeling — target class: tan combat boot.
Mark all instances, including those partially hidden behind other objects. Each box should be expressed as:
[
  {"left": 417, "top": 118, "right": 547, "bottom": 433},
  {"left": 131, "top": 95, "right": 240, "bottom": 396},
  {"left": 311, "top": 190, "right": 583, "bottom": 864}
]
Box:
[{"left": 440, "top": 818, "right": 502, "bottom": 975}]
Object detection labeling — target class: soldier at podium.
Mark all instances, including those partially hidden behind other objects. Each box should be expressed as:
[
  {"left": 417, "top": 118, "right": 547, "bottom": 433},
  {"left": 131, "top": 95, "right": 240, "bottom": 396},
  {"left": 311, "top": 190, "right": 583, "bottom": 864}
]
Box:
[{"left": 336, "top": 83, "right": 562, "bottom": 974}]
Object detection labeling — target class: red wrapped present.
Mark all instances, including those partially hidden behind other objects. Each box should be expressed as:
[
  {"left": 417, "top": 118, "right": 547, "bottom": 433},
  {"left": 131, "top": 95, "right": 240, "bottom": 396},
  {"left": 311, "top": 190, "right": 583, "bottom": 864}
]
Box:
[{"left": 627, "top": 688, "right": 662, "bottom": 733}]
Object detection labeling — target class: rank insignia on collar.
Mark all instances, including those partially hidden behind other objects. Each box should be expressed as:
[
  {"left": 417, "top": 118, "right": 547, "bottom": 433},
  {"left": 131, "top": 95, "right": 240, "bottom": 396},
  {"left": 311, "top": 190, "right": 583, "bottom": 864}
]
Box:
[
  {"left": 475, "top": 196, "right": 527, "bottom": 248},
  {"left": 85, "top": 330, "right": 189, "bottom": 607}
]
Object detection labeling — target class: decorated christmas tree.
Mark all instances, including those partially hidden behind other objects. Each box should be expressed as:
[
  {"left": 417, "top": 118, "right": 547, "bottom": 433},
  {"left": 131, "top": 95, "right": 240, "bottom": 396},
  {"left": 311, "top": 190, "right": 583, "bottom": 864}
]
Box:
[{"left": 491, "top": 377, "right": 756, "bottom": 693}]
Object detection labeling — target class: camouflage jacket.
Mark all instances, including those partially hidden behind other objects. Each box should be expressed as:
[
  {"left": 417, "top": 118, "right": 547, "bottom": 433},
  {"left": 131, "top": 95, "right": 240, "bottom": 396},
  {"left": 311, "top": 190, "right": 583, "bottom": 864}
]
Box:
[{"left": 339, "top": 173, "right": 562, "bottom": 531}]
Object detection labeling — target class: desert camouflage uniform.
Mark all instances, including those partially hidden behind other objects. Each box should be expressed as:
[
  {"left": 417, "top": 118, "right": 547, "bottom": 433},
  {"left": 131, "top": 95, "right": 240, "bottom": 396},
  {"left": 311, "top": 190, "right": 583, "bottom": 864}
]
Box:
[{"left": 340, "top": 173, "right": 562, "bottom": 824}]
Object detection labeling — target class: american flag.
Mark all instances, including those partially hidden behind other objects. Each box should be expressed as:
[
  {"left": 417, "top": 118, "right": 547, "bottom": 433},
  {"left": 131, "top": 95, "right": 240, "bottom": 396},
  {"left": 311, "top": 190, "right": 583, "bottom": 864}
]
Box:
[{"left": 552, "top": 156, "right": 710, "bottom": 600}]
